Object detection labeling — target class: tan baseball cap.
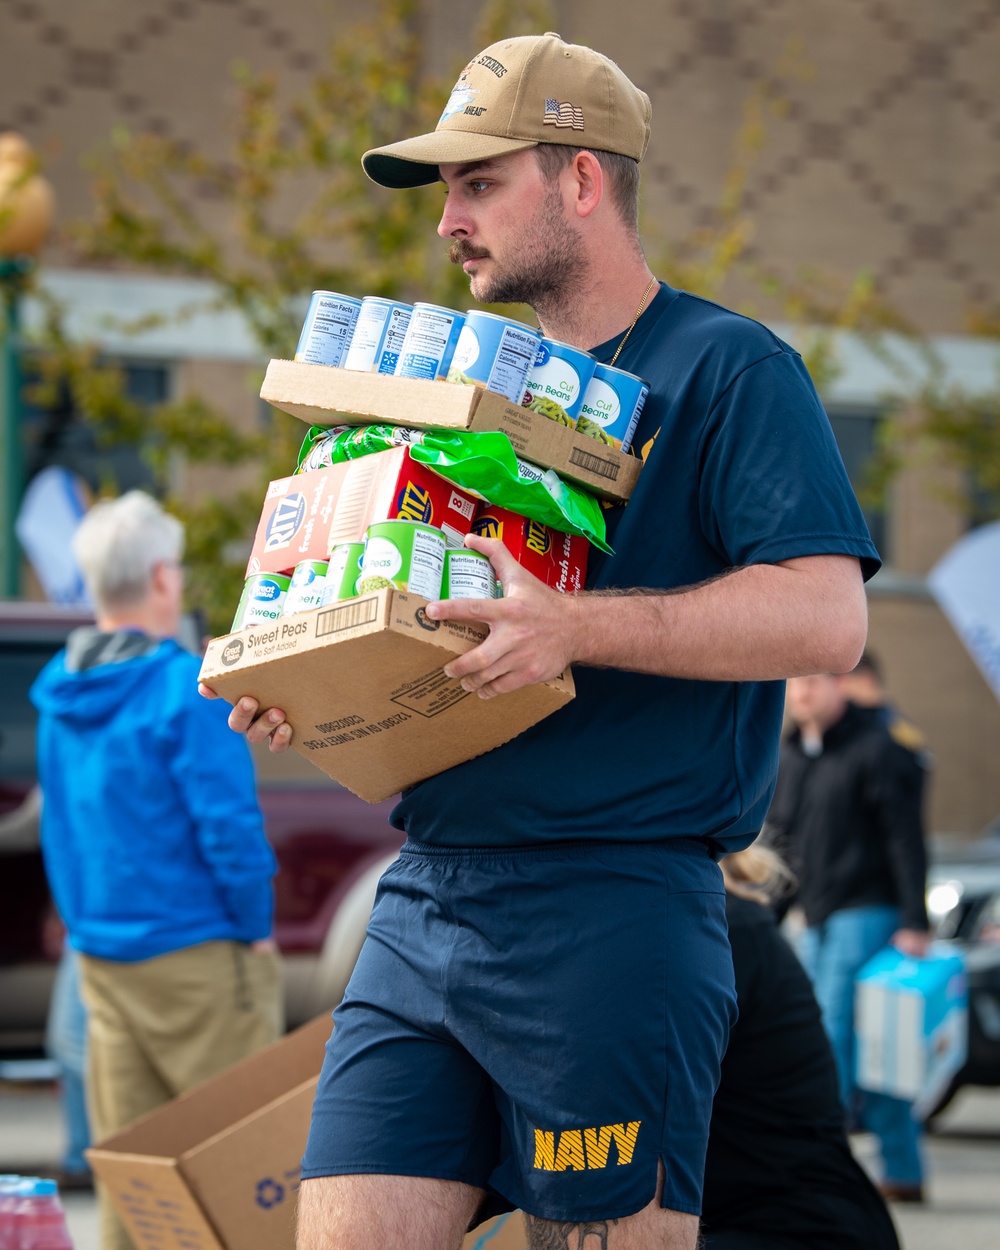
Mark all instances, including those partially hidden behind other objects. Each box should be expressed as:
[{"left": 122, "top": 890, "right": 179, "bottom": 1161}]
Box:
[{"left": 362, "top": 32, "right": 651, "bottom": 189}]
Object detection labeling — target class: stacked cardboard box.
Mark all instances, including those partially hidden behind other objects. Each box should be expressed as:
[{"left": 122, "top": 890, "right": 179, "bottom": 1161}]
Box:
[{"left": 199, "top": 365, "right": 641, "bottom": 801}]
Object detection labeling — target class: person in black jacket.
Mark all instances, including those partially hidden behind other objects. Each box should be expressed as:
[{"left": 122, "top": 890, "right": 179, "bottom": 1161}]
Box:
[
  {"left": 764, "top": 672, "right": 930, "bottom": 1202},
  {"left": 701, "top": 845, "right": 900, "bottom": 1249}
]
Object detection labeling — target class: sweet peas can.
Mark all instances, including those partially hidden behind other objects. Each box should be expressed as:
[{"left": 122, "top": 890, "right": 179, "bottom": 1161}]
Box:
[
  {"left": 282, "top": 560, "right": 328, "bottom": 615},
  {"left": 231, "top": 573, "right": 291, "bottom": 631},
  {"left": 322, "top": 542, "right": 365, "bottom": 603},
  {"left": 442, "top": 549, "right": 498, "bottom": 600},
  {"left": 521, "top": 338, "right": 597, "bottom": 428},
  {"left": 577, "top": 363, "right": 649, "bottom": 452},
  {"left": 394, "top": 304, "right": 466, "bottom": 381},
  {"left": 357, "top": 520, "right": 446, "bottom": 599},
  {"left": 343, "top": 298, "right": 413, "bottom": 374},
  {"left": 447, "top": 310, "right": 541, "bottom": 402},
  {"left": 294, "top": 291, "right": 363, "bottom": 367}
]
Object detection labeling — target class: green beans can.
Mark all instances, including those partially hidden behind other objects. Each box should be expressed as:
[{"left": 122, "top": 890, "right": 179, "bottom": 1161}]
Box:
[
  {"left": 442, "top": 550, "right": 498, "bottom": 600},
  {"left": 322, "top": 542, "right": 365, "bottom": 603},
  {"left": 357, "top": 520, "right": 446, "bottom": 599}
]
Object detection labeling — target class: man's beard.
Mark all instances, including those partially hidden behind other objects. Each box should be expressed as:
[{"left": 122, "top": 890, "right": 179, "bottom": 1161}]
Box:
[{"left": 449, "top": 183, "right": 588, "bottom": 311}]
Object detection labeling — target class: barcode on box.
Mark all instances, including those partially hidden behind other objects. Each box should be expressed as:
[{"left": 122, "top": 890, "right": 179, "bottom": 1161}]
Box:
[
  {"left": 316, "top": 597, "right": 379, "bottom": 637},
  {"left": 567, "top": 447, "right": 620, "bottom": 480}
]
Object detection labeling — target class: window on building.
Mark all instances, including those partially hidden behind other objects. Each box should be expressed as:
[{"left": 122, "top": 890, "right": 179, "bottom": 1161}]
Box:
[
  {"left": 21, "top": 359, "right": 171, "bottom": 496},
  {"left": 826, "top": 406, "right": 888, "bottom": 561}
]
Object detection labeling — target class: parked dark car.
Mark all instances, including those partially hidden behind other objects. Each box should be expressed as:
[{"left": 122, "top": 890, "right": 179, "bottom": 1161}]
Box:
[
  {"left": 924, "top": 833, "right": 1000, "bottom": 1116},
  {"left": 0, "top": 600, "right": 403, "bottom": 1052}
]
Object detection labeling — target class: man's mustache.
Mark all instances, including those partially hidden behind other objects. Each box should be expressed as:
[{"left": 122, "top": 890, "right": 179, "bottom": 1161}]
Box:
[{"left": 449, "top": 241, "right": 492, "bottom": 265}]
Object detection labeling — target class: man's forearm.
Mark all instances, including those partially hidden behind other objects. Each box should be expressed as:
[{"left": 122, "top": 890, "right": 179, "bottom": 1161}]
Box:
[{"left": 566, "top": 555, "right": 868, "bottom": 681}]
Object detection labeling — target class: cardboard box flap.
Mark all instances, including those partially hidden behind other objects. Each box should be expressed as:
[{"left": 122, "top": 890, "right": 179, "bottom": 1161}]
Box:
[
  {"left": 179, "top": 1078, "right": 318, "bottom": 1250},
  {"left": 259, "top": 358, "right": 641, "bottom": 503},
  {"left": 91, "top": 1015, "right": 332, "bottom": 1160},
  {"left": 86, "top": 1153, "right": 225, "bottom": 1250},
  {"left": 200, "top": 592, "right": 574, "bottom": 804}
]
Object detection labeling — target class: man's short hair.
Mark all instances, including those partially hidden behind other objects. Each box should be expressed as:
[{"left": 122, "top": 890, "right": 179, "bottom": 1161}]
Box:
[
  {"left": 72, "top": 490, "right": 183, "bottom": 614},
  {"left": 533, "top": 144, "right": 641, "bottom": 235}
]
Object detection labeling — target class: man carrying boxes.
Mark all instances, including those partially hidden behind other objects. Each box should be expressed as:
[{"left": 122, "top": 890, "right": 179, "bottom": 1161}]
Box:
[{"left": 207, "top": 33, "right": 879, "bottom": 1250}]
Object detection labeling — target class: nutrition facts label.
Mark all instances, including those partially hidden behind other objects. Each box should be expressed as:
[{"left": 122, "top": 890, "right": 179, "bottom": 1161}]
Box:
[
  {"left": 296, "top": 294, "right": 361, "bottom": 366},
  {"left": 398, "top": 308, "right": 458, "bottom": 379},
  {"left": 486, "top": 325, "right": 541, "bottom": 402},
  {"left": 408, "top": 529, "right": 447, "bottom": 598}
]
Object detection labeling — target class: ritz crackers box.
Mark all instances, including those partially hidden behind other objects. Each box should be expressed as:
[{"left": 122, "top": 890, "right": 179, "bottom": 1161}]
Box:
[
  {"left": 247, "top": 448, "right": 479, "bottom": 577},
  {"left": 472, "top": 503, "right": 589, "bottom": 594}
]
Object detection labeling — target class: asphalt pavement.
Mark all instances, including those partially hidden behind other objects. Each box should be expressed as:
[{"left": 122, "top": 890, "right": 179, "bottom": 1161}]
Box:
[{"left": 1, "top": 1076, "right": 999, "bottom": 1249}]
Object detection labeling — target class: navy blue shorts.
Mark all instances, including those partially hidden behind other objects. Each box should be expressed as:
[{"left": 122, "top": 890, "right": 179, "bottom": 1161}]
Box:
[{"left": 301, "top": 838, "right": 736, "bottom": 1223}]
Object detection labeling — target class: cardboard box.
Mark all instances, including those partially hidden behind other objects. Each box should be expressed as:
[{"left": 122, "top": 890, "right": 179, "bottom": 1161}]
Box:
[
  {"left": 472, "top": 503, "right": 589, "bottom": 594},
  {"left": 199, "top": 589, "right": 574, "bottom": 803},
  {"left": 247, "top": 449, "right": 479, "bottom": 577},
  {"left": 87, "top": 1014, "right": 332, "bottom": 1250},
  {"left": 88, "top": 1012, "right": 526, "bottom": 1250},
  {"left": 260, "top": 358, "right": 641, "bottom": 504},
  {"left": 855, "top": 945, "right": 968, "bottom": 1119}
]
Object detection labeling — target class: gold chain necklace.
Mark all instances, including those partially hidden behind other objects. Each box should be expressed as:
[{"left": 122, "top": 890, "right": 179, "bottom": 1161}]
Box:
[{"left": 609, "top": 274, "right": 658, "bottom": 367}]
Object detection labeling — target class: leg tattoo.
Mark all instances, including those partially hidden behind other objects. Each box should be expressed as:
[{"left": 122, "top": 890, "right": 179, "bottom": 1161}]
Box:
[{"left": 527, "top": 1218, "right": 618, "bottom": 1249}]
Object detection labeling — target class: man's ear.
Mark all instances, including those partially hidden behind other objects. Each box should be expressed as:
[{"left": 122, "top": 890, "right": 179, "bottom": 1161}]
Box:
[{"left": 569, "top": 150, "right": 604, "bottom": 220}]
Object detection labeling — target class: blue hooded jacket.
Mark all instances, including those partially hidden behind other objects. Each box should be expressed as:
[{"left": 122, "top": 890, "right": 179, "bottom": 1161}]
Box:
[{"left": 31, "top": 630, "right": 276, "bottom": 962}]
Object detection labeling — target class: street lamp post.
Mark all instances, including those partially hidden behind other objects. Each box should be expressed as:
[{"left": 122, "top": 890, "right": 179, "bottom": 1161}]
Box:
[{"left": 0, "top": 132, "right": 55, "bottom": 598}]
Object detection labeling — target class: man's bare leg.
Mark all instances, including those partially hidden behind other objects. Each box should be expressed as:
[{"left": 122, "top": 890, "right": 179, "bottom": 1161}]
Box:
[
  {"left": 296, "top": 1174, "right": 485, "bottom": 1250},
  {"left": 526, "top": 1165, "right": 698, "bottom": 1250}
]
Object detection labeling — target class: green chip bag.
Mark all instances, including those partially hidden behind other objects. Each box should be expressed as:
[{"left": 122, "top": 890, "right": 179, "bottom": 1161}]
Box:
[{"left": 295, "top": 424, "right": 610, "bottom": 551}]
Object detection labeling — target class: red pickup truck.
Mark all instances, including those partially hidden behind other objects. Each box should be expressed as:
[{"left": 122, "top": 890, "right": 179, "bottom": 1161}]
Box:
[{"left": 0, "top": 601, "right": 403, "bottom": 1051}]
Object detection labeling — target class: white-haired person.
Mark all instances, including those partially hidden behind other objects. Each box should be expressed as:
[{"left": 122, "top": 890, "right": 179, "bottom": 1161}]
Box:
[
  {"left": 31, "top": 490, "right": 282, "bottom": 1250},
  {"left": 700, "top": 843, "right": 900, "bottom": 1249}
]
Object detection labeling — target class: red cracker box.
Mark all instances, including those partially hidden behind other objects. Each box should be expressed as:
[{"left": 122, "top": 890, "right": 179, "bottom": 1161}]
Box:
[
  {"left": 247, "top": 448, "right": 478, "bottom": 576},
  {"left": 471, "top": 503, "right": 588, "bottom": 594}
]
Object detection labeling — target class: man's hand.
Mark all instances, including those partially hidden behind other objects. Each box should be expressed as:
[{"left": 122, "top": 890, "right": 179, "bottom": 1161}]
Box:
[
  {"left": 426, "top": 534, "right": 577, "bottom": 699},
  {"left": 198, "top": 684, "right": 293, "bottom": 752},
  {"left": 891, "top": 928, "right": 932, "bottom": 958}
]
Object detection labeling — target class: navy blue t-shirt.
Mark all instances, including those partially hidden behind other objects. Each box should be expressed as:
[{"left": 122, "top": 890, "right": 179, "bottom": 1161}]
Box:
[{"left": 391, "top": 283, "right": 880, "bottom": 851}]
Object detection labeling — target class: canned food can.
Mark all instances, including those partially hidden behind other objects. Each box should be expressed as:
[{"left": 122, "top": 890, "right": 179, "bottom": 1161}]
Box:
[
  {"left": 577, "top": 363, "right": 649, "bottom": 452},
  {"left": 294, "top": 291, "right": 363, "bottom": 367},
  {"left": 282, "top": 560, "right": 329, "bottom": 615},
  {"left": 321, "top": 542, "right": 365, "bottom": 603},
  {"left": 441, "top": 549, "right": 498, "bottom": 600},
  {"left": 343, "top": 298, "right": 413, "bottom": 374},
  {"left": 357, "top": 520, "right": 446, "bottom": 599},
  {"left": 521, "top": 338, "right": 597, "bottom": 428},
  {"left": 447, "top": 310, "right": 541, "bottom": 403},
  {"left": 231, "top": 573, "right": 291, "bottom": 631},
  {"left": 394, "top": 303, "right": 466, "bottom": 381}
]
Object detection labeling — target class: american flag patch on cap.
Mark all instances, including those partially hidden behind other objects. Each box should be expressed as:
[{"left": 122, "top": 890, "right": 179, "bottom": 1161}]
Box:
[{"left": 543, "top": 98, "right": 585, "bottom": 130}]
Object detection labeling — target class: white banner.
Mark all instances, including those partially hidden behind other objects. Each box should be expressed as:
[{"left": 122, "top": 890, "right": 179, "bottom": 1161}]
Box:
[
  {"left": 928, "top": 520, "right": 1000, "bottom": 703},
  {"left": 15, "top": 466, "right": 92, "bottom": 606}
]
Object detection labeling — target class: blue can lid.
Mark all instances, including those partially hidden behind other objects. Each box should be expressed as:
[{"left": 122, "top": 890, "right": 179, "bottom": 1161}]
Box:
[{"left": 32, "top": 1178, "right": 59, "bottom": 1196}]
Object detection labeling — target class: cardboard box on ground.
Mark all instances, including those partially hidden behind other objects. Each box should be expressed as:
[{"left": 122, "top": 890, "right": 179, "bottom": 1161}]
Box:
[{"left": 87, "top": 1015, "right": 527, "bottom": 1250}]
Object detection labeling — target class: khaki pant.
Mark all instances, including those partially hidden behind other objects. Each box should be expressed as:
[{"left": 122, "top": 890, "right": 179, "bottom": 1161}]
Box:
[{"left": 79, "top": 941, "right": 283, "bottom": 1250}]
